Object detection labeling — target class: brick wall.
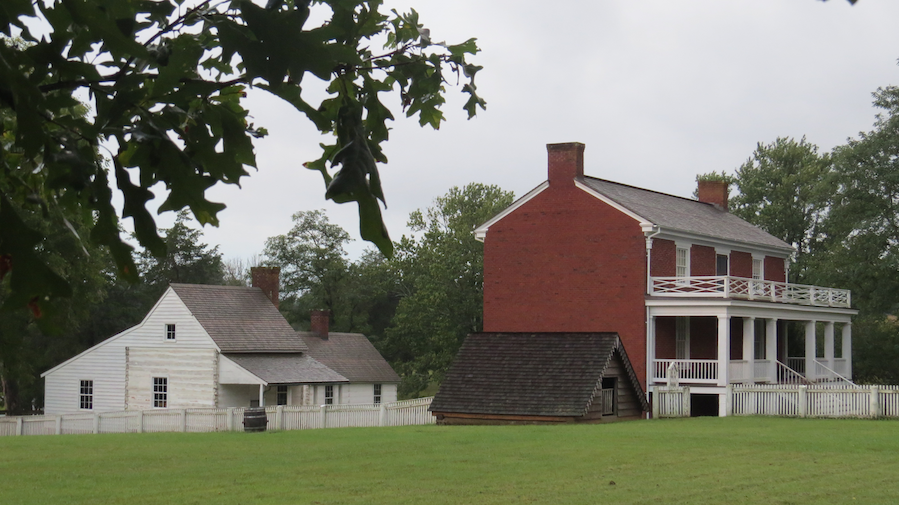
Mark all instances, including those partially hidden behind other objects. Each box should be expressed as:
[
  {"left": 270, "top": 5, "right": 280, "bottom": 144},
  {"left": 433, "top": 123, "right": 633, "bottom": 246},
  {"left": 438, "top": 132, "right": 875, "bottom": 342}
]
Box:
[
  {"left": 690, "top": 245, "right": 716, "bottom": 276},
  {"left": 482, "top": 181, "right": 649, "bottom": 389},
  {"left": 689, "top": 317, "right": 717, "bottom": 359},
  {"left": 654, "top": 317, "right": 676, "bottom": 360},
  {"left": 730, "top": 251, "right": 752, "bottom": 278},
  {"left": 650, "top": 238, "right": 676, "bottom": 277},
  {"left": 765, "top": 256, "right": 786, "bottom": 282}
]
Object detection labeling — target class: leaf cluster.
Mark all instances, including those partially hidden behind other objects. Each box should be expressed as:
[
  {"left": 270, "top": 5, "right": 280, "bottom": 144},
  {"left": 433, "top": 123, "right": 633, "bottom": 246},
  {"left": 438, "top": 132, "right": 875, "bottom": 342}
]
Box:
[{"left": 0, "top": 0, "right": 485, "bottom": 319}]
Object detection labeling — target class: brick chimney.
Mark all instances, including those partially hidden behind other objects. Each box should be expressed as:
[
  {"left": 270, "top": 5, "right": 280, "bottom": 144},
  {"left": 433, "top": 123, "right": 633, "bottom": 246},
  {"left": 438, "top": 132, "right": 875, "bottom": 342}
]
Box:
[
  {"left": 251, "top": 266, "right": 280, "bottom": 309},
  {"left": 547, "top": 142, "right": 585, "bottom": 185},
  {"left": 697, "top": 180, "right": 729, "bottom": 211},
  {"left": 310, "top": 309, "right": 329, "bottom": 339}
]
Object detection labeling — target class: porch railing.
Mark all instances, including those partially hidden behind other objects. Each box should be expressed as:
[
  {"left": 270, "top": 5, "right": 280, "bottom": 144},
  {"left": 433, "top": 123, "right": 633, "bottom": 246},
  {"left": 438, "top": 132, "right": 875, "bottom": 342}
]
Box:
[
  {"left": 652, "top": 359, "right": 718, "bottom": 384},
  {"left": 728, "top": 359, "right": 773, "bottom": 383},
  {"left": 650, "top": 276, "right": 851, "bottom": 308}
]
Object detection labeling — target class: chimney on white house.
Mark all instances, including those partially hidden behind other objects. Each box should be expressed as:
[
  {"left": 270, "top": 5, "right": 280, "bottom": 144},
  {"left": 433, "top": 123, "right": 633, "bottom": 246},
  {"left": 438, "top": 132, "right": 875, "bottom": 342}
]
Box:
[
  {"left": 310, "top": 309, "right": 329, "bottom": 339},
  {"left": 547, "top": 142, "right": 585, "bottom": 185},
  {"left": 251, "top": 266, "right": 280, "bottom": 309},
  {"left": 697, "top": 179, "right": 729, "bottom": 211}
]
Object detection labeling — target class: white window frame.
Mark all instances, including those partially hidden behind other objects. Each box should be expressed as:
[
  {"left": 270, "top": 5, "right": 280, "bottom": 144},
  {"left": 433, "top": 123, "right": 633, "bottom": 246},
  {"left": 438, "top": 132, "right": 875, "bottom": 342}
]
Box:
[
  {"left": 676, "top": 317, "right": 690, "bottom": 360},
  {"left": 79, "top": 380, "right": 93, "bottom": 410},
  {"left": 276, "top": 385, "right": 288, "bottom": 406},
  {"left": 165, "top": 324, "right": 176, "bottom": 341},
  {"left": 373, "top": 384, "right": 382, "bottom": 404},
  {"left": 324, "top": 385, "right": 334, "bottom": 405},
  {"left": 751, "top": 257, "right": 765, "bottom": 296},
  {"left": 675, "top": 247, "right": 690, "bottom": 278},
  {"left": 153, "top": 377, "right": 168, "bottom": 408}
]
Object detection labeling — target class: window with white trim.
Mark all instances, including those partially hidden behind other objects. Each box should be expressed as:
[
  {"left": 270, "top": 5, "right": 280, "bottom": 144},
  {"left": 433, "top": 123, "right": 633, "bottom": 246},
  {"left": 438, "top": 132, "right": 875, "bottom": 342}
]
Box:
[
  {"left": 153, "top": 377, "right": 168, "bottom": 408},
  {"left": 752, "top": 259, "right": 763, "bottom": 280},
  {"left": 277, "top": 385, "right": 288, "bottom": 406},
  {"left": 373, "top": 384, "right": 382, "bottom": 404},
  {"left": 324, "top": 385, "right": 334, "bottom": 405},
  {"left": 676, "top": 247, "right": 689, "bottom": 277},
  {"left": 80, "top": 380, "right": 93, "bottom": 410},
  {"left": 165, "top": 324, "right": 176, "bottom": 340},
  {"left": 676, "top": 317, "right": 690, "bottom": 360}
]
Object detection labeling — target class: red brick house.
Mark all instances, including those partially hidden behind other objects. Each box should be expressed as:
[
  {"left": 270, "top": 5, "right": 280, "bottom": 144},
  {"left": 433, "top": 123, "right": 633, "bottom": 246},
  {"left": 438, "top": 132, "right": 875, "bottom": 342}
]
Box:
[{"left": 475, "top": 142, "right": 856, "bottom": 416}]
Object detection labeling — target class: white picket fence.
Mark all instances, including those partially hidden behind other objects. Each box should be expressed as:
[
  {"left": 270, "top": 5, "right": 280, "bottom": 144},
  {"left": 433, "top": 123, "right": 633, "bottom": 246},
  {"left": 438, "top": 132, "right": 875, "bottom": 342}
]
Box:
[
  {"left": 0, "top": 397, "right": 435, "bottom": 437},
  {"left": 651, "top": 385, "right": 899, "bottom": 419}
]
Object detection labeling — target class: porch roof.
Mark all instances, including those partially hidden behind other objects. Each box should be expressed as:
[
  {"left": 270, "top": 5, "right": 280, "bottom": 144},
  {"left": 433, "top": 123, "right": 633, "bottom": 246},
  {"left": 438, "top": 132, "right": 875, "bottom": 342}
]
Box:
[{"left": 224, "top": 353, "right": 348, "bottom": 384}]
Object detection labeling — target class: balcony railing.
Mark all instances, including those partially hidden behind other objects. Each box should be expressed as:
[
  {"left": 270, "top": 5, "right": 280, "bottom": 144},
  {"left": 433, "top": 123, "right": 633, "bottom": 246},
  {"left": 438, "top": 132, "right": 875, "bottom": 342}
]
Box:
[
  {"left": 650, "top": 276, "right": 851, "bottom": 308},
  {"left": 652, "top": 359, "right": 719, "bottom": 384}
]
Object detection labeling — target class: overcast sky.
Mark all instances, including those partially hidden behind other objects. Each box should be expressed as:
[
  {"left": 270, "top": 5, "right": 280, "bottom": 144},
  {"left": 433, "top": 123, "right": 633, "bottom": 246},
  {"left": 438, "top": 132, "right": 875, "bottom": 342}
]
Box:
[{"left": 173, "top": 0, "right": 899, "bottom": 261}]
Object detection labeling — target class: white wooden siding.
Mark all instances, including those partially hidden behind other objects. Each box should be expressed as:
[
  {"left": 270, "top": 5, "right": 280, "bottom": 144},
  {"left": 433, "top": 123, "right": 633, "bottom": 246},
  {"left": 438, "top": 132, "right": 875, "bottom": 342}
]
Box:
[
  {"left": 42, "top": 289, "right": 219, "bottom": 415},
  {"left": 125, "top": 348, "right": 217, "bottom": 410},
  {"left": 218, "top": 384, "right": 260, "bottom": 408},
  {"left": 218, "top": 355, "right": 264, "bottom": 384}
]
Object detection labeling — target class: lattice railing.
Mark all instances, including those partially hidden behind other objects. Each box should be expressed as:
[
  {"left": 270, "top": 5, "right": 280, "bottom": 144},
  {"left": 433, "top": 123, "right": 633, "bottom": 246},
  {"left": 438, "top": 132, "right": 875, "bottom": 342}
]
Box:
[{"left": 650, "top": 276, "right": 851, "bottom": 308}]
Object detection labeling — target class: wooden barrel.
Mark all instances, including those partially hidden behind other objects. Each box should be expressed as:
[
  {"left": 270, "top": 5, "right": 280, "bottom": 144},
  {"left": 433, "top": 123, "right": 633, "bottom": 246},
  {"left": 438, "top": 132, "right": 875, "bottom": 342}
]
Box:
[{"left": 243, "top": 408, "right": 268, "bottom": 432}]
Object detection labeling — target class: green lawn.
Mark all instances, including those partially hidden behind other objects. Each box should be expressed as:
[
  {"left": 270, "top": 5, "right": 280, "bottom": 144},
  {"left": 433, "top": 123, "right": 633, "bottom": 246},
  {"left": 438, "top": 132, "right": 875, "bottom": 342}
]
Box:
[{"left": 1, "top": 417, "right": 897, "bottom": 504}]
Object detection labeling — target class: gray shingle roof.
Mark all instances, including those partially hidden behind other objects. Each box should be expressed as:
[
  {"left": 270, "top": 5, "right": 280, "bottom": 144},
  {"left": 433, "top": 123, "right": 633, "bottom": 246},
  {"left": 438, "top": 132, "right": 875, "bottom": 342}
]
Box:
[
  {"left": 430, "top": 333, "right": 648, "bottom": 417},
  {"left": 224, "top": 354, "right": 347, "bottom": 384},
  {"left": 579, "top": 177, "right": 793, "bottom": 251},
  {"left": 170, "top": 284, "right": 306, "bottom": 353},
  {"left": 300, "top": 332, "right": 400, "bottom": 383}
]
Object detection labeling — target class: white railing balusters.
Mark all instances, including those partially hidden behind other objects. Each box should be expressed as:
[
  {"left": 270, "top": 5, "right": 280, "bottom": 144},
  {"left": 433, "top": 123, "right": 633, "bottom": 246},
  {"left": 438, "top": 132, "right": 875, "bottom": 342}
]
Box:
[{"left": 650, "top": 276, "right": 851, "bottom": 308}]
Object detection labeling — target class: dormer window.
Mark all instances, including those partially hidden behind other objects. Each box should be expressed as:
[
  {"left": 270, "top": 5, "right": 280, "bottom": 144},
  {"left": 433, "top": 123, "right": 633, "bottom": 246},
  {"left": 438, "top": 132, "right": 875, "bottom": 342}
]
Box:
[{"left": 165, "top": 324, "right": 176, "bottom": 340}]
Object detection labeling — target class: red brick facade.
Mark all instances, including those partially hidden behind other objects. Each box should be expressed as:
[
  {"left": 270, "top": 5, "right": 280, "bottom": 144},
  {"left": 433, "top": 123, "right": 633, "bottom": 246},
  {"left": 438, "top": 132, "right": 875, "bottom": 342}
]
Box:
[
  {"left": 483, "top": 148, "right": 648, "bottom": 388},
  {"left": 650, "top": 239, "right": 676, "bottom": 277},
  {"left": 690, "top": 245, "right": 716, "bottom": 276},
  {"left": 765, "top": 256, "right": 786, "bottom": 282},
  {"left": 730, "top": 251, "right": 752, "bottom": 278}
]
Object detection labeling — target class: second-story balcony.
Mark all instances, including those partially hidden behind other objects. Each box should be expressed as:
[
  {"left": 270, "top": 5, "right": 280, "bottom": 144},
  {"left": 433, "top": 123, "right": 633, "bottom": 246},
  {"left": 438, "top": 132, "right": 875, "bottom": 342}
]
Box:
[{"left": 650, "top": 276, "right": 851, "bottom": 308}]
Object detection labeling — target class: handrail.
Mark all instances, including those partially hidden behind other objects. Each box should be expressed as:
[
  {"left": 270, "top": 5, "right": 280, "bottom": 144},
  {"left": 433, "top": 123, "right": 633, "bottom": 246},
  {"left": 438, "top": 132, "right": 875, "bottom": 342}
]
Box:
[
  {"left": 813, "top": 359, "right": 857, "bottom": 387},
  {"left": 650, "top": 276, "right": 851, "bottom": 308},
  {"left": 776, "top": 360, "right": 811, "bottom": 386}
]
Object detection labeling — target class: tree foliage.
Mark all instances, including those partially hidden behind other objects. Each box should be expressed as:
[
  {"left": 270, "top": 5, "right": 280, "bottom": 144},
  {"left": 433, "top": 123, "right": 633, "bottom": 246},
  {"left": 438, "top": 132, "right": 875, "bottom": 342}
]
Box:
[
  {"left": 381, "top": 183, "right": 514, "bottom": 397},
  {"left": 0, "top": 0, "right": 485, "bottom": 318},
  {"left": 729, "top": 137, "right": 831, "bottom": 284}
]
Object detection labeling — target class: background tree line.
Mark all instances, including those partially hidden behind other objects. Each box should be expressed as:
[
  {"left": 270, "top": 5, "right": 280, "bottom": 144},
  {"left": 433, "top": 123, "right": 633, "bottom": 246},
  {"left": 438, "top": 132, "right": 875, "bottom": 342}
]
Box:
[
  {"left": 702, "top": 84, "right": 899, "bottom": 384},
  {"left": 0, "top": 182, "right": 511, "bottom": 412}
]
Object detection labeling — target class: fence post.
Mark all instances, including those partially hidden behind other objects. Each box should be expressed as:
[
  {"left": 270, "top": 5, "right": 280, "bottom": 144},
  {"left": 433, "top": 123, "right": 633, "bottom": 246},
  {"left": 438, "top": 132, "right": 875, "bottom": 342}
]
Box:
[
  {"left": 798, "top": 386, "right": 808, "bottom": 418},
  {"left": 227, "top": 408, "right": 235, "bottom": 432},
  {"left": 15, "top": 417, "right": 23, "bottom": 436},
  {"left": 870, "top": 385, "right": 880, "bottom": 419},
  {"left": 683, "top": 386, "right": 691, "bottom": 417},
  {"left": 379, "top": 403, "right": 387, "bottom": 427},
  {"left": 93, "top": 413, "right": 100, "bottom": 434},
  {"left": 136, "top": 410, "right": 143, "bottom": 433},
  {"left": 275, "top": 406, "right": 283, "bottom": 430},
  {"left": 725, "top": 384, "right": 734, "bottom": 417},
  {"left": 181, "top": 410, "right": 187, "bottom": 432},
  {"left": 55, "top": 416, "right": 62, "bottom": 435},
  {"left": 319, "top": 405, "right": 327, "bottom": 429},
  {"left": 651, "top": 387, "right": 659, "bottom": 419}
]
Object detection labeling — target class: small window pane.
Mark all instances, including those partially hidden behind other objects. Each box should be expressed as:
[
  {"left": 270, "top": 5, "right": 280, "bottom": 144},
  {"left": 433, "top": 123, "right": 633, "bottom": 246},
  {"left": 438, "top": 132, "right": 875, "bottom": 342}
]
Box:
[
  {"left": 80, "top": 380, "right": 93, "bottom": 410},
  {"left": 153, "top": 377, "right": 167, "bottom": 408},
  {"left": 325, "top": 385, "right": 334, "bottom": 405},
  {"left": 373, "top": 384, "right": 382, "bottom": 404},
  {"left": 676, "top": 248, "right": 688, "bottom": 277},
  {"left": 165, "top": 324, "right": 176, "bottom": 340},
  {"left": 277, "top": 385, "right": 288, "bottom": 406}
]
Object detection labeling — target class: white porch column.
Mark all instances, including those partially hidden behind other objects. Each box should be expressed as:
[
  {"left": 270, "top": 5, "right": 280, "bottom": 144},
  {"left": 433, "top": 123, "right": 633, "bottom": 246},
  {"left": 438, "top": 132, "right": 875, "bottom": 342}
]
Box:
[
  {"left": 824, "top": 321, "right": 835, "bottom": 371},
  {"left": 742, "top": 317, "right": 755, "bottom": 383},
  {"left": 805, "top": 321, "right": 817, "bottom": 382},
  {"left": 766, "top": 318, "right": 777, "bottom": 383},
  {"left": 717, "top": 315, "right": 731, "bottom": 387},
  {"left": 258, "top": 384, "right": 265, "bottom": 407},
  {"left": 842, "top": 322, "right": 853, "bottom": 379},
  {"left": 647, "top": 314, "right": 656, "bottom": 387}
]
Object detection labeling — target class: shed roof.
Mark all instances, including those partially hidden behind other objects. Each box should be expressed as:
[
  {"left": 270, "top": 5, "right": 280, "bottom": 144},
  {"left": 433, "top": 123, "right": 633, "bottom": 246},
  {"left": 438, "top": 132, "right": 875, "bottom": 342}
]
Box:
[
  {"left": 300, "top": 332, "right": 401, "bottom": 383},
  {"left": 430, "top": 333, "right": 648, "bottom": 417},
  {"left": 224, "top": 353, "right": 347, "bottom": 384},
  {"left": 579, "top": 177, "right": 792, "bottom": 251},
  {"left": 170, "top": 284, "right": 305, "bottom": 353}
]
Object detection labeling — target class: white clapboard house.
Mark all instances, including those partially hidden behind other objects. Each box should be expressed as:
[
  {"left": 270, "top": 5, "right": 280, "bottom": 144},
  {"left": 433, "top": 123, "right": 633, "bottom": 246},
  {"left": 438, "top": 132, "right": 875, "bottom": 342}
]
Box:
[{"left": 42, "top": 268, "right": 399, "bottom": 415}]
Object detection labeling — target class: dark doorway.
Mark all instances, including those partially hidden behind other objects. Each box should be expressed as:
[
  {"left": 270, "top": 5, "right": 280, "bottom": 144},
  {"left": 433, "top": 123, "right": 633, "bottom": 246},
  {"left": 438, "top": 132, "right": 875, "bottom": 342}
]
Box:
[
  {"left": 690, "top": 393, "right": 719, "bottom": 417},
  {"left": 716, "top": 254, "right": 729, "bottom": 276}
]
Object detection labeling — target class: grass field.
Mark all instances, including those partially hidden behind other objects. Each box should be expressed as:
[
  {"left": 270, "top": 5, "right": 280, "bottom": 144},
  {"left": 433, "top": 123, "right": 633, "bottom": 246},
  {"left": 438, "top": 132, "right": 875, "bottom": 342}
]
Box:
[{"left": 1, "top": 417, "right": 897, "bottom": 504}]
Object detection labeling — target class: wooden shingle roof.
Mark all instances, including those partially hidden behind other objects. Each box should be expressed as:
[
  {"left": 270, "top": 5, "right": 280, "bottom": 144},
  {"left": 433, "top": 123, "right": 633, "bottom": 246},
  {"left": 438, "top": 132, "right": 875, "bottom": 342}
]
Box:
[
  {"left": 430, "top": 333, "right": 648, "bottom": 417},
  {"left": 170, "top": 284, "right": 305, "bottom": 353},
  {"left": 300, "top": 332, "right": 401, "bottom": 383},
  {"left": 224, "top": 353, "right": 348, "bottom": 384}
]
